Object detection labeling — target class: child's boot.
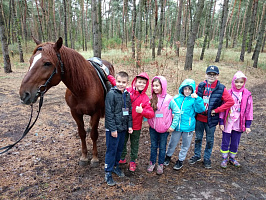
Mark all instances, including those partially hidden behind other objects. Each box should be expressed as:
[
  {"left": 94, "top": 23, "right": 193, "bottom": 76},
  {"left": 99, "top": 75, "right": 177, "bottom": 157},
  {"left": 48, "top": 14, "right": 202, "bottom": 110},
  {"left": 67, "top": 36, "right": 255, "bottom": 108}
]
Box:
[
  {"left": 229, "top": 152, "right": 240, "bottom": 167},
  {"left": 105, "top": 172, "right": 116, "bottom": 186},
  {"left": 220, "top": 153, "right": 228, "bottom": 169},
  {"left": 129, "top": 161, "right": 137, "bottom": 172}
]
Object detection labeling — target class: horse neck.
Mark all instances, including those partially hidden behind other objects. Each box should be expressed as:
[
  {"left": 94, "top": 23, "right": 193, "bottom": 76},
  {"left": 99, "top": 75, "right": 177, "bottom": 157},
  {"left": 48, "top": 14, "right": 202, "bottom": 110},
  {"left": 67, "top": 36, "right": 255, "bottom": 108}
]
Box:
[{"left": 60, "top": 53, "right": 96, "bottom": 96}]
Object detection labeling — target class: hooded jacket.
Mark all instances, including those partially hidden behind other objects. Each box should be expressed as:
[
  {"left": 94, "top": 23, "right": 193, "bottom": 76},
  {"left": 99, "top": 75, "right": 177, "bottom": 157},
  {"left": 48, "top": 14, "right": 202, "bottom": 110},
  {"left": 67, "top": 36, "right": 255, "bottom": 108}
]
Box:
[
  {"left": 173, "top": 79, "right": 205, "bottom": 132},
  {"left": 219, "top": 71, "right": 253, "bottom": 132},
  {"left": 148, "top": 76, "right": 180, "bottom": 133},
  {"left": 105, "top": 87, "right": 132, "bottom": 132},
  {"left": 127, "top": 72, "right": 154, "bottom": 130}
]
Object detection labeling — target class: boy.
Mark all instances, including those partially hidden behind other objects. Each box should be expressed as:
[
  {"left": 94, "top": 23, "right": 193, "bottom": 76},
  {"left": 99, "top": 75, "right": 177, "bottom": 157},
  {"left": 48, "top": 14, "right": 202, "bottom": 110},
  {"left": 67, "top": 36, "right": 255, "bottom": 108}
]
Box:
[
  {"left": 104, "top": 71, "right": 133, "bottom": 186},
  {"left": 189, "top": 66, "right": 234, "bottom": 169},
  {"left": 119, "top": 72, "right": 154, "bottom": 172}
]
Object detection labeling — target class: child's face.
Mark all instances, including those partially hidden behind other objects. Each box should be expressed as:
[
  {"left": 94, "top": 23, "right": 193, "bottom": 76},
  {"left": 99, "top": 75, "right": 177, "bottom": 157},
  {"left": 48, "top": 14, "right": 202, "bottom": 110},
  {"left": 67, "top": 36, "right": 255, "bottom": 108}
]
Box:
[
  {"left": 116, "top": 75, "right": 128, "bottom": 92},
  {"left": 135, "top": 78, "right": 147, "bottom": 92},
  {"left": 205, "top": 73, "right": 219, "bottom": 84},
  {"left": 152, "top": 80, "right": 162, "bottom": 94},
  {"left": 235, "top": 78, "right": 245, "bottom": 90},
  {"left": 183, "top": 86, "right": 192, "bottom": 97}
]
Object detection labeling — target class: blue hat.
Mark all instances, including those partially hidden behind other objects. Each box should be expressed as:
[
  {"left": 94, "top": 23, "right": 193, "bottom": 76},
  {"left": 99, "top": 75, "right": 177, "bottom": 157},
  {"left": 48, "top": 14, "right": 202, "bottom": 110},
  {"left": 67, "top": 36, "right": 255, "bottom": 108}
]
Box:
[{"left": 206, "top": 65, "right": 219, "bottom": 74}]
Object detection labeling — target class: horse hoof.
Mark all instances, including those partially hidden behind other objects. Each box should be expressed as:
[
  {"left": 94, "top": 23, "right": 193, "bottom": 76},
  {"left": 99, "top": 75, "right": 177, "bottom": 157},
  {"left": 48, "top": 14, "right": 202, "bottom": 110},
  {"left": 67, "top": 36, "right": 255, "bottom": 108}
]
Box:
[
  {"left": 79, "top": 160, "right": 89, "bottom": 166},
  {"left": 90, "top": 161, "right": 99, "bottom": 168}
]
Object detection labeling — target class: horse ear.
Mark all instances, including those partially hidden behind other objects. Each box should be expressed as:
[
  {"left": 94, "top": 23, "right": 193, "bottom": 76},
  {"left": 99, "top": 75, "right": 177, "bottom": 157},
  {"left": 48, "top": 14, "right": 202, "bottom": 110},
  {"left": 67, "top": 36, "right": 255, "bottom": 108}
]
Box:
[
  {"left": 54, "top": 37, "right": 63, "bottom": 52},
  {"left": 32, "top": 36, "right": 41, "bottom": 45}
]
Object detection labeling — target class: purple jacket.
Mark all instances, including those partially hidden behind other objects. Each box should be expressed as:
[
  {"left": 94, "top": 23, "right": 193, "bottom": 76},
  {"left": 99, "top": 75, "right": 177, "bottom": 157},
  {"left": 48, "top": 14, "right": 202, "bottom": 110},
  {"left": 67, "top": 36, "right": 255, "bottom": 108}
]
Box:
[{"left": 219, "top": 71, "right": 253, "bottom": 132}]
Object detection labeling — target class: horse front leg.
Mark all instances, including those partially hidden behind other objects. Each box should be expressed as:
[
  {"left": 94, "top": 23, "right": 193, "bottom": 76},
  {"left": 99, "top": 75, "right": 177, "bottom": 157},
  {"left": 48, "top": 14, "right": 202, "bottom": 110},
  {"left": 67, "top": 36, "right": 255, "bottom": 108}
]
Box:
[
  {"left": 90, "top": 112, "right": 101, "bottom": 167},
  {"left": 70, "top": 110, "right": 89, "bottom": 166}
]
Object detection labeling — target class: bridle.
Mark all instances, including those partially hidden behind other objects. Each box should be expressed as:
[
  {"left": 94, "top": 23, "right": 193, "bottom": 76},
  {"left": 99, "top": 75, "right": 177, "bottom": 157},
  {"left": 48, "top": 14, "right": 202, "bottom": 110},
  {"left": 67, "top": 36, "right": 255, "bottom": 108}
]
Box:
[{"left": 0, "top": 49, "right": 64, "bottom": 154}]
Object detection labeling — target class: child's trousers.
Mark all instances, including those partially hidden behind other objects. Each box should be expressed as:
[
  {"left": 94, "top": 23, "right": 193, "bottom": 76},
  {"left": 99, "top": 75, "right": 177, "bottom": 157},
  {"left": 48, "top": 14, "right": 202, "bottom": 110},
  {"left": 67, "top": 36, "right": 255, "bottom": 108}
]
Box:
[
  {"left": 121, "top": 130, "right": 141, "bottom": 162},
  {"left": 221, "top": 130, "right": 242, "bottom": 154},
  {"left": 105, "top": 130, "right": 126, "bottom": 172}
]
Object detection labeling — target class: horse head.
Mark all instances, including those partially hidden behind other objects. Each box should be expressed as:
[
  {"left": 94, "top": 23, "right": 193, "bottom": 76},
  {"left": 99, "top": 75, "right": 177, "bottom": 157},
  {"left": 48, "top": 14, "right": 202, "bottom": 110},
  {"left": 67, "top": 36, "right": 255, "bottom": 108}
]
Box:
[{"left": 19, "top": 38, "right": 64, "bottom": 105}]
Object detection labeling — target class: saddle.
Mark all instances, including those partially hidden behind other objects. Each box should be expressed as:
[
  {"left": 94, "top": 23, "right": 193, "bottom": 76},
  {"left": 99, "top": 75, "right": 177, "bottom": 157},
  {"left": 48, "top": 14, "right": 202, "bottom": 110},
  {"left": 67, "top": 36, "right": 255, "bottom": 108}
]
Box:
[{"left": 87, "top": 57, "right": 112, "bottom": 98}]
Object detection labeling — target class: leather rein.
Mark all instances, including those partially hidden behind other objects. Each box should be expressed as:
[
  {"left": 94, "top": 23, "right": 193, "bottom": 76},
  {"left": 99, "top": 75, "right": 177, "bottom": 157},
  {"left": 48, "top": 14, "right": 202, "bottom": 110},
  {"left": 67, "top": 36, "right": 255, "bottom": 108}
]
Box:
[{"left": 0, "top": 50, "right": 64, "bottom": 154}]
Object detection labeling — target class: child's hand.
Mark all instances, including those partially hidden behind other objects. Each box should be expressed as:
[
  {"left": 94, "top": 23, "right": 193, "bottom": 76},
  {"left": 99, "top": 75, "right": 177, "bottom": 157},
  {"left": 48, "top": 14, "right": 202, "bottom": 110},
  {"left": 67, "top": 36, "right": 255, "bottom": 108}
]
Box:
[
  {"left": 167, "top": 127, "right": 174, "bottom": 133},
  {"left": 111, "top": 131, "right": 118, "bottom": 138},
  {"left": 136, "top": 103, "right": 143, "bottom": 113},
  {"left": 128, "top": 128, "right": 133, "bottom": 134},
  {"left": 211, "top": 110, "right": 216, "bottom": 116},
  {"left": 246, "top": 128, "right": 251, "bottom": 134},
  {"left": 191, "top": 92, "right": 198, "bottom": 98},
  {"left": 219, "top": 125, "right": 224, "bottom": 131}
]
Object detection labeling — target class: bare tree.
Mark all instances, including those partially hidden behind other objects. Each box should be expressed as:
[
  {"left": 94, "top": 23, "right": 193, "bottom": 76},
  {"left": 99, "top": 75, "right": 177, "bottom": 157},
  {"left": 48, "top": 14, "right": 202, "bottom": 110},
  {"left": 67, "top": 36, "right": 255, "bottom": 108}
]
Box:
[
  {"left": 131, "top": 0, "right": 136, "bottom": 59},
  {"left": 152, "top": 0, "right": 158, "bottom": 60},
  {"left": 184, "top": 0, "right": 205, "bottom": 70},
  {"left": 0, "top": 3, "right": 12, "bottom": 73},
  {"left": 252, "top": 3, "right": 266, "bottom": 68},
  {"left": 136, "top": 0, "right": 143, "bottom": 67},
  {"left": 11, "top": 0, "right": 24, "bottom": 62},
  {"left": 247, "top": 0, "right": 258, "bottom": 53},
  {"left": 175, "top": 0, "right": 183, "bottom": 56},
  {"left": 215, "top": 0, "right": 229, "bottom": 62},
  {"left": 157, "top": 0, "right": 164, "bottom": 55},
  {"left": 200, "top": 0, "right": 214, "bottom": 60},
  {"left": 92, "top": 0, "right": 101, "bottom": 58},
  {"left": 240, "top": 0, "right": 253, "bottom": 62}
]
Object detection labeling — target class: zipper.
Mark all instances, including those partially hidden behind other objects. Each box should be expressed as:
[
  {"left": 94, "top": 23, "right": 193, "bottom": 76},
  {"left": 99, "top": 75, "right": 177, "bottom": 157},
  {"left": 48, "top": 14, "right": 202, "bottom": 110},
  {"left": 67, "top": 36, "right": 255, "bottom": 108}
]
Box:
[{"left": 178, "top": 97, "right": 186, "bottom": 130}]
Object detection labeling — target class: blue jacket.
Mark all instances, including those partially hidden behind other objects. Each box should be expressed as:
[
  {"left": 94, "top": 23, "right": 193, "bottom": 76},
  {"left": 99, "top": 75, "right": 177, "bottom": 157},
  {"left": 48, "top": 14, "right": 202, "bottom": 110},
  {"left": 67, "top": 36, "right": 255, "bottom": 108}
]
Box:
[{"left": 173, "top": 79, "right": 205, "bottom": 132}]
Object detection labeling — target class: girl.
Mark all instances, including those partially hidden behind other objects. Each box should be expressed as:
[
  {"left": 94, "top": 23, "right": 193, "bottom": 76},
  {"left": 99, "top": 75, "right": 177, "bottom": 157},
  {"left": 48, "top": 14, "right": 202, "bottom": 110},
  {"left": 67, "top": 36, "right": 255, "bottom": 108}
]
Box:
[
  {"left": 164, "top": 79, "right": 205, "bottom": 170},
  {"left": 219, "top": 71, "right": 253, "bottom": 168},
  {"left": 146, "top": 76, "right": 180, "bottom": 175}
]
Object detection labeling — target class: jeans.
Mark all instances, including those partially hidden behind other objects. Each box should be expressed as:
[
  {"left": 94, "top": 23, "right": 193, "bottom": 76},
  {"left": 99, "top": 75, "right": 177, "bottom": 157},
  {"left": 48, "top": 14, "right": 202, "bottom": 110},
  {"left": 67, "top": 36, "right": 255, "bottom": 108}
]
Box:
[
  {"left": 149, "top": 127, "right": 169, "bottom": 165},
  {"left": 221, "top": 130, "right": 242, "bottom": 153},
  {"left": 194, "top": 120, "right": 216, "bottom": 160},
  {"left": 166, "top": 131, "right": 194, "bottom": 161},
  {"left": 121, "top": 130, "right": 141, "bottom": 161},
  {"left": 105, "top": 130, "right": 126, "bottom": 172}
]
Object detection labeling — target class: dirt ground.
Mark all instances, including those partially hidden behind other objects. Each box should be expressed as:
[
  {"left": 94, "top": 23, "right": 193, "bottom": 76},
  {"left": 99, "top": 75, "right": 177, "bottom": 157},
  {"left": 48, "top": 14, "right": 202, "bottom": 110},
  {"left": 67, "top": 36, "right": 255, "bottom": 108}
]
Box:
[{"left": 0, "top": 64, "right": 265, "bottom": 200}]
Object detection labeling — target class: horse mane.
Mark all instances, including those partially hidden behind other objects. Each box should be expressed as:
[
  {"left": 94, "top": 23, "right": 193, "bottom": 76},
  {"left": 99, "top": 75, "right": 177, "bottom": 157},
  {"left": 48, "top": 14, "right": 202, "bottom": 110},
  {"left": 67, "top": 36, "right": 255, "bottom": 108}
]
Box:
[{"left": 33, "top": 42, "right": 95, "bottom": 92}]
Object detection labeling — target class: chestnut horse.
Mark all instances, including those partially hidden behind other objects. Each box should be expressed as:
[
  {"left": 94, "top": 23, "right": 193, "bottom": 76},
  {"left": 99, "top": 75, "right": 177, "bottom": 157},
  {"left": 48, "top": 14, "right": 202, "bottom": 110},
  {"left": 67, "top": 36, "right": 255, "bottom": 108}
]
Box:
[{"left": 19, "top": 37, "right": 114, "bottom": 166}]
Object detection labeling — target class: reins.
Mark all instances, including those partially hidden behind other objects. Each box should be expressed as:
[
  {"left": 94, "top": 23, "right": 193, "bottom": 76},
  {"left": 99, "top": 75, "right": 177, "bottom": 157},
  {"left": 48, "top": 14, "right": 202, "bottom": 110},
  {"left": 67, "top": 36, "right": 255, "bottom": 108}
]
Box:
[{"left": 0, "top": 52, "right": 62, "bottom": 154}]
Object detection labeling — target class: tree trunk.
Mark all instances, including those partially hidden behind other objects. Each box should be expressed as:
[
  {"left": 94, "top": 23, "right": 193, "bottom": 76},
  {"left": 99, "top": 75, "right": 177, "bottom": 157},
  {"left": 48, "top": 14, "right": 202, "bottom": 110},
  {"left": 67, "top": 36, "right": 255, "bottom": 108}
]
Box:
[
  {"left": 0, "top": 4, "right": 12, "bottom": 73},
  {"left": 131, "top": 0, "right": 136, "bottom": 59},
  {"left": 175, "top": 0, "right": 183, "bottom": 56},
  {"left": 136, "top": 0, "right": 143, "bottom": 68},
  {"left": 247, "top": 0, "right": 258, "bottom": 53},
  {"left": 11, "top": 0, "right": 24, "bottom": 62},
  {"left": 152, "top": 0, "right": 158, "bottom": 60},
  {"left": 184, "top": 0, "right": 205, "bottom": 70},
  {"left": 240, "top": 0, "right": 253, "bottom": 62},
  {"left": 63, "top": 0, "right": 68, "bottom": 47},
  {"left": 232, "top": 0, "right": 241, "bottom": 48},
  {"left": 252, "top": 3, "right": 266, "bottom": 67},
  {"left": 92, "top": 0, "right": 101, "bottom": 58},
  {"left": 215, "top": 0, "right": 229, "bottom": 62},
  {"left": 200, "top": 0, "right": 213, "bottom": 60},
  {"left": 157, "top": 0, "right": 164, "bottom": 56}
]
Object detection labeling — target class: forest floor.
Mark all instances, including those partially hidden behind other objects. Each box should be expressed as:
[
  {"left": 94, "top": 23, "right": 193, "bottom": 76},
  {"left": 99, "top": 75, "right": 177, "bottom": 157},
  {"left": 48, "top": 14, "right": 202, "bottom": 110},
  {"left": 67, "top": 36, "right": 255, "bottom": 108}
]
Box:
[{"left": 0, "top": 56, "right": 265, "bottom": 200}]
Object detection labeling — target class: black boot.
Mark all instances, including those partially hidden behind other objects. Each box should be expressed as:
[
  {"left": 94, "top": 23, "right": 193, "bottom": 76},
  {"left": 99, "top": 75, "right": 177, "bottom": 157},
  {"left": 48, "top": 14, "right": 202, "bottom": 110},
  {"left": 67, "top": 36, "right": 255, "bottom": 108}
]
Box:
[
  {"left": 173, "top": 160, "right": 183, "bottom": 170},
  {"left": 105, "top": 172, "right": 116, "bottom": 186}
]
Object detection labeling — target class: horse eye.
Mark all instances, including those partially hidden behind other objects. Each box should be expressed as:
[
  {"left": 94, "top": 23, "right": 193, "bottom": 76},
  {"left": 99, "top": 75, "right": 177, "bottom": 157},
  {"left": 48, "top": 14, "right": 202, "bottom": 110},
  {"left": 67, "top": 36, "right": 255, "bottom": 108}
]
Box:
[{"left": 44, "top": 62, "right": 52, "bottom": 66}]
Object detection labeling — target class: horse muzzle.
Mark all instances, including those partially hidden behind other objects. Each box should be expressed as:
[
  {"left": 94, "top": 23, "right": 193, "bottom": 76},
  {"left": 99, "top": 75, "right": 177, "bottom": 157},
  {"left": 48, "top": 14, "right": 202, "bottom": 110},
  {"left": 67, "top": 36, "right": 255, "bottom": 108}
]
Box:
[{"left": 20, "top": 91, "right": 39, "bottom": 105}]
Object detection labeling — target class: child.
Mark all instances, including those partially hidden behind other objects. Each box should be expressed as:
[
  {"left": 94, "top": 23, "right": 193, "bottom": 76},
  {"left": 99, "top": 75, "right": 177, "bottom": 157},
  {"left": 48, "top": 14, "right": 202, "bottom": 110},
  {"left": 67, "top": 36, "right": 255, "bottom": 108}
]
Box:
[
  {"left": 146, "top": 76, "right": 180, "bottom": 175},
  {"left": 188, "top": 66, "right": 234, "bottom": 169},
  {"left": 119, "top": 72, "right": 154, "bottom": 172},
  {"left": 219, "top": 71, "right": 253, "bottom": 168},
  {"left": 164, "top": 79, "right": 205, "bottom": 170},
  {"left": 104, "top": 71, "right": 133, "bottom": 186}
]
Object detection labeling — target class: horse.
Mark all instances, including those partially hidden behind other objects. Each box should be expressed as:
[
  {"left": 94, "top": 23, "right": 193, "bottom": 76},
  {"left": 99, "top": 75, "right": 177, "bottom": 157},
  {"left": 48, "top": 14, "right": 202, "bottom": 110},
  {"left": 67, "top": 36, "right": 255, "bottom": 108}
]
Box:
[{"left": 19, "top": 37, "right": 114, "bottom": 166}]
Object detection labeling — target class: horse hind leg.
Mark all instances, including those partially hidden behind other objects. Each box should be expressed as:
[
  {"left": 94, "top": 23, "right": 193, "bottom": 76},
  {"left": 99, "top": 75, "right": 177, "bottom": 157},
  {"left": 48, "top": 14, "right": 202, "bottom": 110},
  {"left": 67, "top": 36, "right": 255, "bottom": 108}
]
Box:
[
  {"left": 89, "top": 112, "right": 101, "bottom": 167},
  {"left": 70, "top": 110, "right": 89, "bottom": 166}
]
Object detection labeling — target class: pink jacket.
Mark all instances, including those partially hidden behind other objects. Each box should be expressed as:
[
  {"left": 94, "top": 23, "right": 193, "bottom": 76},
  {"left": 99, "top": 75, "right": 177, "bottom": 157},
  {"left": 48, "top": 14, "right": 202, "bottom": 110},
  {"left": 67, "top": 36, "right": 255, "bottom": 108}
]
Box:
[
  {"left": 219, "top": 71, "right": 253, "bottom": 132},
  {"left": 148, "top": 76, "right": 179, "bottom": 133}
]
